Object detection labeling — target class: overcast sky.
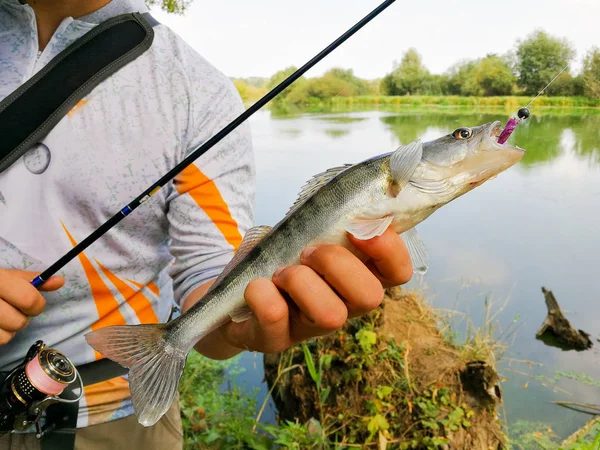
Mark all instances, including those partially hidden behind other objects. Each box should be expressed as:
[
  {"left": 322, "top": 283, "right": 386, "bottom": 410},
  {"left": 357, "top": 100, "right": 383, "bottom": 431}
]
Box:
[{"left": 149, "top": 0, "right": 598, "bottom": 80}]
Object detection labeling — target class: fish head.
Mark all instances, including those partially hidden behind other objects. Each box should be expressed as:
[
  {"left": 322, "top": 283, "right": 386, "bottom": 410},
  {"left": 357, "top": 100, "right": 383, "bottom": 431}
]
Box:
[{"left": 417, "top": 120, "right": 525, "bottom": 198}]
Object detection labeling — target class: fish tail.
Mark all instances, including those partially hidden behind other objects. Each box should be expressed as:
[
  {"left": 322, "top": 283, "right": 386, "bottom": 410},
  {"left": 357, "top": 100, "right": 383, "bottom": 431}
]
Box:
[{"left": 84, "top": 323, "right": 187, "bottom": 427}]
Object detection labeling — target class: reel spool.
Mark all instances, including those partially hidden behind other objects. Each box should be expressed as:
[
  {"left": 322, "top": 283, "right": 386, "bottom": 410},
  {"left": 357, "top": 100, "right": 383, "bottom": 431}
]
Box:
[{"left": 0, "top": 341, "right": 81, "bottom": 437}]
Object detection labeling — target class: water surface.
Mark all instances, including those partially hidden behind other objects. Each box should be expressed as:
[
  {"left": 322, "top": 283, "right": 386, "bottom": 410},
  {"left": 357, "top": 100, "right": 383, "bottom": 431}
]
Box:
[{"left": 233, "top": 107, "right": 600, "bottom": 437}]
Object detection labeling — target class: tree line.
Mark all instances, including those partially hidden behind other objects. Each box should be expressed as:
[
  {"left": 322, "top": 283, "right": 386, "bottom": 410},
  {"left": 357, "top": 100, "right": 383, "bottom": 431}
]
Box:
[{"left": 233, "top": 30, "right": 600, "bottom": 105}]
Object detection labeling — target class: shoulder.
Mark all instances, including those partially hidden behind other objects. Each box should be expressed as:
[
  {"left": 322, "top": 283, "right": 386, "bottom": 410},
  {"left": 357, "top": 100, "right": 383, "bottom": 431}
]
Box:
[
  {"left": 149, "top": 24, "right": 243, "bottom": 113},
  {"left": 146, "top": 23, "right": 253, "bottom": 175}
]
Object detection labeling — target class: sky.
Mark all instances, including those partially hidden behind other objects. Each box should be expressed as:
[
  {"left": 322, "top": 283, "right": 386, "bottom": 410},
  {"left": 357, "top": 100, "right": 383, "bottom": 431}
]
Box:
[{"left": 149, "top": 0, "right": 598, "bottom": 80}]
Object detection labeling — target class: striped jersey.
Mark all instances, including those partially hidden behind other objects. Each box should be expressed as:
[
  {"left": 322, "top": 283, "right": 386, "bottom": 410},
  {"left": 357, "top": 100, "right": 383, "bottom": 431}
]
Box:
[{"left": 0, "top": 0, "right": 255, "bottom": 427}]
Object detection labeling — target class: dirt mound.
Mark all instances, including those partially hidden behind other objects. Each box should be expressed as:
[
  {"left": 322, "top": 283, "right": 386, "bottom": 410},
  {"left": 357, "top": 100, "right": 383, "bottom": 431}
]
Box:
[{"left": 264, "top": 287, "right": 505, "bottom": 449}]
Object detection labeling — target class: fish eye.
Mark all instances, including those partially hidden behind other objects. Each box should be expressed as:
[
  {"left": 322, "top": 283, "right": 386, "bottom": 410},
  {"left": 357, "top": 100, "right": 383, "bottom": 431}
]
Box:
[{"left": 452, "top": 128, "right": 473, "bottom": 140}]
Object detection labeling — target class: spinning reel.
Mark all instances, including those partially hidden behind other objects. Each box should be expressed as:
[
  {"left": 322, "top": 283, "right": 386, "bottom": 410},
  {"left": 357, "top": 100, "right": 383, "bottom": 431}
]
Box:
[{"left": 0, "top": 341, "right": 81, "bottom": 438}]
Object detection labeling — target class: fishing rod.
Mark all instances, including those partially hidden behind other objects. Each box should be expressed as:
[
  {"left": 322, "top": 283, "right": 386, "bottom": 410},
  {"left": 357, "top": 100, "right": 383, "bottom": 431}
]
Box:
[
  {"left": 30, "top": 0, "right": 397, "bottom": 288},
  {"left": 497, "top": 63, "right": 571, "bottom": 144}
]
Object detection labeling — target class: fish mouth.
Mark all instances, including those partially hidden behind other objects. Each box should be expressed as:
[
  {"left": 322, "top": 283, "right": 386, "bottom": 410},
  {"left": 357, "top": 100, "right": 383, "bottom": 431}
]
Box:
[
  {"left": 486, "top": 120, "right": 525, "bottom": 153},
  {"left": 465, "top": 120, "right": 525, "bottom": 185}
]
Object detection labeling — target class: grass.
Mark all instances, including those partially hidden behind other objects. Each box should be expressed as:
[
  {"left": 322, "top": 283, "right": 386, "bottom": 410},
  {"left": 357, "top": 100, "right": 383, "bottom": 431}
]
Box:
[
  {"left": 266, "top": 99, "right": 600, "bottom": 119},
  {"left": 508, "top": 419, "right": 600, "bottom": 450},
  {"left": 325, "top": 95, "right": 600, "bottom": 109},
  {"left": 262, "top": 287, "right": 507, "bottom": 449},
  {"left": 178, "top": 349, "right": 323, "bottom": 449}
]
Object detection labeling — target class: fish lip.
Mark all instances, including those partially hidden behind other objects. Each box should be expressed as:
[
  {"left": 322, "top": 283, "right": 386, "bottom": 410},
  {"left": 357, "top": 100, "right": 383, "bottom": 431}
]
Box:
[
  {"left": 490, "top": 121, "right": 503, "bottom": 138},
  {"left": 486, "top": 120, "right": 525, "bottom": 153}
]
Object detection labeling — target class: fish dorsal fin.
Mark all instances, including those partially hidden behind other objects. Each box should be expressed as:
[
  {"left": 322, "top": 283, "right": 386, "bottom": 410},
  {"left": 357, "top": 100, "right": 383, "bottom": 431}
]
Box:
[
  {"left": 390, "top": 140, "right": 423, "bottom": 189},
  {"left": 286, "top": 164, "right": 353, "bottom": 217},
  {"left": 207, "top": 225, "right": 272, "bottom": 294}
]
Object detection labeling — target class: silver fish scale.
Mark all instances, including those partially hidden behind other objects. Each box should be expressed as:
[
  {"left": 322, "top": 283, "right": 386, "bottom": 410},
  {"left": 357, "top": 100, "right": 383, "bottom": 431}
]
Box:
[{"left": 167, "top": 155, "right": 392, "bottom": 348}]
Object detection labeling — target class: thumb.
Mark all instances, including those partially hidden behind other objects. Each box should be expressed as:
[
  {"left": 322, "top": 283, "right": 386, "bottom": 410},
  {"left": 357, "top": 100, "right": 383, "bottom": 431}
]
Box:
[{"left": 6, "top": 270, "right": 65, "bottom": 292}]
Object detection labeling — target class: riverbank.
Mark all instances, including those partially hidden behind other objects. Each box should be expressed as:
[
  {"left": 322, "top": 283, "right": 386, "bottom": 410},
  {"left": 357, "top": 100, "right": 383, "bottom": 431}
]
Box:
[
  {"left": 318, "top": 95, "right": 600, "bottom": 109},
  {"left": 263, "top": 286, "right": 505, "bottom": 449},
  {"left": 237, "top": 93, "right": 600, "bottom": 112},
  {"left": 178, "top": 286, "right": 600, "bottom": 449},
  {"left": 255, "top": 96, "right": 600, "bottom": 119}
]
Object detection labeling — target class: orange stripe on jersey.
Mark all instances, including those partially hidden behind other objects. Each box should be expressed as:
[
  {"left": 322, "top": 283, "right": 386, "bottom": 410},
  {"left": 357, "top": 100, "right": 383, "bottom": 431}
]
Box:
[
  {"left": 174, "top": 164, "right": 243, "bottom": 249},
  {"left": 83, "top": 376, "right": 131, "bottom": 426},
  {"left": 67, "top": 98, "right": 89, "bottom": 117},
  {"left": 96, "top": 261, "right": 159, "bottom": 325},
  {"left": 126, "top": 279, "right": 160, "bottom": 297},
  {"left": 147, "top": 281, "right": 160, "bottom": 297},
  {"left": 62, "top": 223, "right": 126, "bottom": 360}
]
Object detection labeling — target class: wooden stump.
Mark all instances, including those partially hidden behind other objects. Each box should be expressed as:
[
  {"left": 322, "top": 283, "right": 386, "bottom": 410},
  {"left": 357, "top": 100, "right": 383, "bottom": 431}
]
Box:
[{"left": 536, "top": 287, "right": 592, "bottom": 351}]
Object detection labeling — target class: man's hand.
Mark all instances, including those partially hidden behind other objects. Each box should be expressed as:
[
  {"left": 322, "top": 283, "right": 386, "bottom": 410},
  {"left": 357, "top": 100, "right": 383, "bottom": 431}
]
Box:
[
  {"left": 190, "top": 227, "right": 412, "bottom": 360},
  {"left": 0, "top": 270, "right": 64, "bottom": 345}
]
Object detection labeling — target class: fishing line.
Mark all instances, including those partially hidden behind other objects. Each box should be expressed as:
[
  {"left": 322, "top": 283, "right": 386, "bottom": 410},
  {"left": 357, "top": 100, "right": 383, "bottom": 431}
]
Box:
[
  {"left": 525, "top": 63, "right": 571, "bottom": 109},
  {"left": 30, "top": 0, "right": 397, "bottom": 288},
  {"left": 497, "top": 63, "right": 571, "bottom": 144}
]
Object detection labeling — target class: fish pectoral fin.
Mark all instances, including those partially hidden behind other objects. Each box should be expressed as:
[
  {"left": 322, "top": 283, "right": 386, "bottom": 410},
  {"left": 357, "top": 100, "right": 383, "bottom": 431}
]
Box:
[
  {"left": 409, "top": 178, "right": 453, "bottom": 195},
  {"left": 345, "top": 216, "right": 393, "bottom": 240},
  {"left": 208, "top": 225, "right": 273, "bottom": 294},
  {"left": 229, "top": 305, "right": 253, "bottom": 323},
  {"left": 390, "top": 140, "right": 423, "bottom": 189},
  {"left": 401, "top": 227, "right": 429, "bottom": 274},
  {"left": 84, "top": 323, "right": 186, "bottom": 427}
]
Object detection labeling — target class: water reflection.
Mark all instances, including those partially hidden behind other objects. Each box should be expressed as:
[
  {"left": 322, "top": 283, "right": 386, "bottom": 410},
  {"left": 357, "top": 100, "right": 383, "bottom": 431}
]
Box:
[
  {"left": 314, "top": 116, "right": 367, "bottom": 124},
  {"left": 324, "top": 128, "right": 350, "bottom": 139},
  {"left": 278, "top": 128, "right": 303, "bottom": 138}
]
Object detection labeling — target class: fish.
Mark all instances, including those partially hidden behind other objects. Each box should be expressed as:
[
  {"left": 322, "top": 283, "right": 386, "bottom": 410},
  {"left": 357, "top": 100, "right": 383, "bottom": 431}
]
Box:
[{"left": 85, "top": 120, "right": 524, "bottom": 426}]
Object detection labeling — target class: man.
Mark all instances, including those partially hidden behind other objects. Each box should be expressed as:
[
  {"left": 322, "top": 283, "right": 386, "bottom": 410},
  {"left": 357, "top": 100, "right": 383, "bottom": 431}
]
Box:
[{"left": 0, "top": 0, "right": 413, "bottom": 449}]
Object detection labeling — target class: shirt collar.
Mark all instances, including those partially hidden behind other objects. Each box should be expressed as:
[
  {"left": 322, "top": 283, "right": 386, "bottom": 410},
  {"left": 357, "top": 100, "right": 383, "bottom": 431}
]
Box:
[
  {"left": 1, "top": 0, "right": 149, "bottom": 24},
  {"left": 76, "top": 0, "right": 149, "bottom": 24}
]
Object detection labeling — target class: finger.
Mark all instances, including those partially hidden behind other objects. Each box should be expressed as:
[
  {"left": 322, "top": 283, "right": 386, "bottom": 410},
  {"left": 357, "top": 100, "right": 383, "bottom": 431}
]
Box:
[
  {"left": 0, "top": 271, "right": 47, "bottom": 316},
  {"left": 0, "top": 300, "right": 30, "bottom": 332},
  {"left": 300, "top": 245, "right": 384, "bottom": 318},
  {"left": 222, "top": 278, "right": 292, "bottom": 354},
  {"left": 4, "top": 270, "right": 65, "bottom": 292},
  {"left": 0, "top": 329, "right": 16, "bottom": 346},
  {"left": 348, "top": 227, "right": 413, "bottom": 287},
  {"left": 272, "top": 265, "right": 348, "bottom": 341}
]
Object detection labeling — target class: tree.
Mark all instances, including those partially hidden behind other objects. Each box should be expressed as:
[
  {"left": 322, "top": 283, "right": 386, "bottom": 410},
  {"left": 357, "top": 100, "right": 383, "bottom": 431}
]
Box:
[
  {"left": 322, "top": 68, "right": 372, "bottom": 96},
  {"left": 267, "top": 66, "right": 306, "bottom": 103},
  {"left": 267, "top": 66, "right": 299, "bottom": 90},
  {"left": 420, "top": 74, "right": 448, "bottom": 96},
  {"left": 572, "top": 75, "right": 586, "bottom": 97},
  {"left": 446, "top": 60, "right": 480, "bottom": 96},
  {"left": 582, "top": 47, "right": 600, "bottom": 98},
  {"left": 380, "top": 74, "right": 396, "bottom": 96},
  {"left": 544, "top": 73, "right": 576, "bottom": 96},
  {"left": 382, "top": 48, "right": 430, "bottom": 95},
  {"left": 145, "top": 0, "right": 190, "bottom": 13},
  {"left": 515, "top": 30, "right": 575, "bottom": 95},
  {"left": 282, "top": 68, "right": 375, "bottom": 104},
  {"left": 473, "top": 55, "right": 516, "bottom": 96}
]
